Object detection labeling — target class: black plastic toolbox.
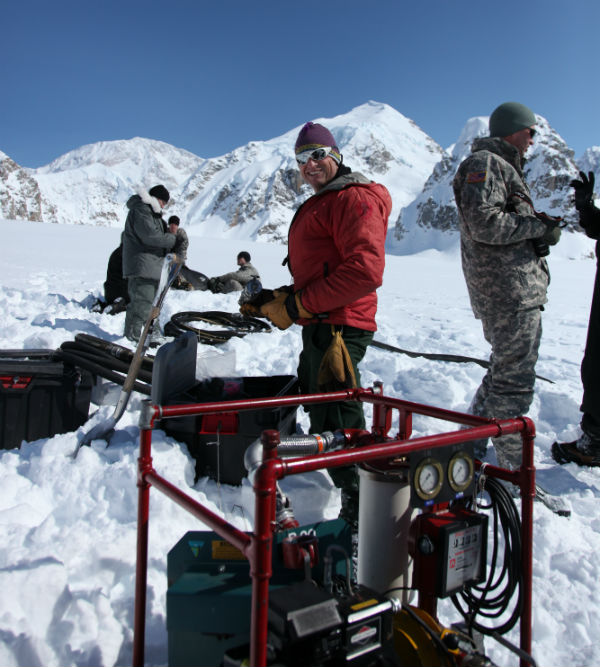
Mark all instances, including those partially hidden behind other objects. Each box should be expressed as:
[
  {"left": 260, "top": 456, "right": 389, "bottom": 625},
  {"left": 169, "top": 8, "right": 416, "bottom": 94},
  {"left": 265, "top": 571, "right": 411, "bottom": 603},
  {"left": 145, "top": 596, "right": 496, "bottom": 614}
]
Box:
[
  {"left": 0, "top": 349, "right": 93, "bottom": 450},
  {"left": 161, "top": 375, "right": 299, "bottom": 486}
]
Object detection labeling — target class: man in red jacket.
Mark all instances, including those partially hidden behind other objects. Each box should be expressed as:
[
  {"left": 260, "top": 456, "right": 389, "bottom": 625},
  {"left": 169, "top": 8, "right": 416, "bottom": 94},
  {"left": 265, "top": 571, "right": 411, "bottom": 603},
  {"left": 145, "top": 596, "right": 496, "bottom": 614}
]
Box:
[{"left": 258, "top": 122, "right": 392, "bottom": 526}]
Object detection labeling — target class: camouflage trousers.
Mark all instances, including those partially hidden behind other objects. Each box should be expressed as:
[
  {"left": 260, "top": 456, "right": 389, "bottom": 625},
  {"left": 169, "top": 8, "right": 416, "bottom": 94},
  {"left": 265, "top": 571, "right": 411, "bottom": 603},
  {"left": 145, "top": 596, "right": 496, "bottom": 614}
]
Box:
[
  {"left": 469, "top": 307, "right": 542, "bottom": 470},
  {"left": 123, "top": 277, "right": 158, "bottom": 341}
]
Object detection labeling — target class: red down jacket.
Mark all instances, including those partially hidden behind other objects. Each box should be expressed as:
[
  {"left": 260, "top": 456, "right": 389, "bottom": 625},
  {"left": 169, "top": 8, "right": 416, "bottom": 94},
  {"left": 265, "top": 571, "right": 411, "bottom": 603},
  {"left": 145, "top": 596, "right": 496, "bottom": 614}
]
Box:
[{"left": 288, "top": 171, "right": 391, "bottom": 332}]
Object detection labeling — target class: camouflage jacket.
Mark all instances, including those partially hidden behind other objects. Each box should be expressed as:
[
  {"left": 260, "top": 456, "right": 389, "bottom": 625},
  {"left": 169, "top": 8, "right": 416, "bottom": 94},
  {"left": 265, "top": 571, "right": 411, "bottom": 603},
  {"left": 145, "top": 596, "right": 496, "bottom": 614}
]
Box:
[
  {"left": 217, "top": 262, "right": 260, "bottom": 286},
  {"left": 452, "top": 137, "right": 550, "bottom": 318},
  {"left": 173, "top": 227, "right": 189, "bottom": 261}
]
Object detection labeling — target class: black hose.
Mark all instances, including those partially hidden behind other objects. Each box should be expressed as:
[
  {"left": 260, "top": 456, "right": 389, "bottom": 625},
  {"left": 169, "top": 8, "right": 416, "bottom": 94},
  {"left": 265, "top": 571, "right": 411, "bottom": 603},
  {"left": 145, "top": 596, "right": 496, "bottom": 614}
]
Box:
[
  {"left": 165, "top": 311, "right": 271, "bottom": 345},
  {"left": 73, "top": 334, "right": 154, "bottom": 373},
  {"left": 57, "top": 345, "right": 152, "bottom": 396},
  {"left": 451, "top": 476, "right": 523, "bottom": 637},
  {"left": 370, "top": 339, "right": 554, "bottom": 384},
  {"left": 60, "top": 341, "right": 154, "bottom": 383}
]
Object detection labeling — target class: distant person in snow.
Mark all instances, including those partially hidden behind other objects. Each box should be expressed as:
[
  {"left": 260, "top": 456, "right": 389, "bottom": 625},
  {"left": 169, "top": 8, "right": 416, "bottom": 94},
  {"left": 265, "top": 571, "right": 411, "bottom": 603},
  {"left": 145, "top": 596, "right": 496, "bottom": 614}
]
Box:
[
  {"left": 553, "top": 171, "right": 600, "bottom": 467},
  {"left": 241, "top": 121, "right": 391, "bottom": 529},
  {"left": 168, "top": 215, "right": 189, "bottom": 262},
  {"left": 207, "top": 251, "right": 260, "bottom": 293},
  {"left": 101, "top": 241, "right": 129, "bottom": 314},
  {"left": 122, "top": 184, "right": 176, "bottom": 342},
  {"left": 452, "top": 102, "right": 562, "bottom": 472},
  {"left": 91, "top": 240, "right": 129, "bottom": 315},
  {"left": 168, "top": 215, "right": 194, "bottom": 291}
]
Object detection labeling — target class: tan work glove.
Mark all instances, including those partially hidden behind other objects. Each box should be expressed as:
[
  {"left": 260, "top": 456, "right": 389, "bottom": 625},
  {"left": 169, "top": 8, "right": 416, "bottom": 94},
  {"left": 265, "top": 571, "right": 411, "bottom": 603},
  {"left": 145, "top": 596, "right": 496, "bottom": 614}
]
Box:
[
  {"left": 317, "top": 328, "right": 358, "bottom": 391},
  {"left": 260, "top": 290, "right": 313, "bottom": 330}
]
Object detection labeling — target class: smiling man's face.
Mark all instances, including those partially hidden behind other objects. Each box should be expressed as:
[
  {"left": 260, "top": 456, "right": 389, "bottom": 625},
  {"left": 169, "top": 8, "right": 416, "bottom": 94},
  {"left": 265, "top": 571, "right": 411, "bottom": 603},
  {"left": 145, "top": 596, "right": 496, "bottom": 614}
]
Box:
[{"left": 299, "top": 155, "right": 339, "bottom": 192}]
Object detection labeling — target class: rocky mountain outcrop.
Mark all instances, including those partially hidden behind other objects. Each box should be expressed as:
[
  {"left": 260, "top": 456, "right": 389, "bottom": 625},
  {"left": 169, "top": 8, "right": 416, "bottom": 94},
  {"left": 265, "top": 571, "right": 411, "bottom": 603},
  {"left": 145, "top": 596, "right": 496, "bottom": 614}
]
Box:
[{"left": 0, "top": 151, "right": 56, "bottom": 222}]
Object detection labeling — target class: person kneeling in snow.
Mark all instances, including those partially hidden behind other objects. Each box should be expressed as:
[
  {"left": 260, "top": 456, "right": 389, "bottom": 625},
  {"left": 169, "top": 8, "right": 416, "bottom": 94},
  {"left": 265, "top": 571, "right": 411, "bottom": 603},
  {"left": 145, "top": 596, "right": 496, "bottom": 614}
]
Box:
[
  {"left": 207, "top": 251, "right": 260, "bottom": 293},
  {"left": 91, "top": 241, "right": 129, "bottom": 315}
]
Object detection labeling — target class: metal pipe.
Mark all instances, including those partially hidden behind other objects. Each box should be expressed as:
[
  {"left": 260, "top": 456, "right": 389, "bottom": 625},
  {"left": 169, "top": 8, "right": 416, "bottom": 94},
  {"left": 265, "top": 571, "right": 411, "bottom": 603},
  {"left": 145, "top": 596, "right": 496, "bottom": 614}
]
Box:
[
  {"left": 132, "top": 426, "right": 153, "bottom": 667},
  {"left": 518, "top": 418, "right": 535, "bottom": 666},
  {"left": 250, "top": 430, "right": 280, "bottom": 667},
  {"left": 144, "top": 471, "right": 251, "bottom": 555},
  {"left": 279, "top": 421, "right": 525, "bottom": 479}
]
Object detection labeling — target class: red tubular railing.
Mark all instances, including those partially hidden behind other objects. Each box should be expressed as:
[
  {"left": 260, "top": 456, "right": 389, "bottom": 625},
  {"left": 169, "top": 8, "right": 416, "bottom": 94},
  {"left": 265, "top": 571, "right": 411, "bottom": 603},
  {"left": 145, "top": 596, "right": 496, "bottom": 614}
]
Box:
[{"left": 132, "top": 386, "right": 535, "bottom": 667}]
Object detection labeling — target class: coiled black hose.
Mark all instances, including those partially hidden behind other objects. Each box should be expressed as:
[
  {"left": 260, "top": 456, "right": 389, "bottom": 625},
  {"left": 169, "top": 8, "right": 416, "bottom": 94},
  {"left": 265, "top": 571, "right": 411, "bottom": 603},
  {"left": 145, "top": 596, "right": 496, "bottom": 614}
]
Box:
[
  {"left": 451, "top": 476, "right": 523, "bottom": 637},
  {"left": 165, "top": 311, "right": 271, "bottom": 345}
]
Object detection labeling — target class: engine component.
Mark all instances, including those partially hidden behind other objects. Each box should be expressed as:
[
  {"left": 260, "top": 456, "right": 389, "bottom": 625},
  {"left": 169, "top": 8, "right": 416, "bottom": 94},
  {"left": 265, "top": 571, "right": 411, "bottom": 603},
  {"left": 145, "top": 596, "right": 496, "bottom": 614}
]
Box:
[{"left": 268, "top": 580, "right": 396, "bottom": 666}]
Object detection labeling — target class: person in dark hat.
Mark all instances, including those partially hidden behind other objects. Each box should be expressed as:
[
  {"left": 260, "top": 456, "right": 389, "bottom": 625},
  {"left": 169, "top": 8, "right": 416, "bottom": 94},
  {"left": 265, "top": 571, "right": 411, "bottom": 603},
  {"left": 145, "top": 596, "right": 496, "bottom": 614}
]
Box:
[
  {"left": 244, "top": 121, "right": 392, "bottom": 529},
  {"left": 452, "top": 103, "right": 562, "bottom": 473},
  {"left": 168, "top": 215, "right": 189, "bottom": 262},
  {"left": 167, "top": 215, "right": 196, "bottom": 291},
  {"left": 122, "top": 184, "right": 176, "bottom": 341},
  {"left": 208, "top": 250, "right": 260, "bottom": 293}
]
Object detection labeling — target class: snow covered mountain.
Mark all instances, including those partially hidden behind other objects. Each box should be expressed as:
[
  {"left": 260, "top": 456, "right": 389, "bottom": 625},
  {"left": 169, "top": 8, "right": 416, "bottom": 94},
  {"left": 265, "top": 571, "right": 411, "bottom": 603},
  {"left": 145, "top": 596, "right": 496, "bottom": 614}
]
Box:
[
  {"left": 0, "top": 102, "right": 443, "bottom": 240},
  {"left": 1, "top": 102, "right": 597, "bottom": 250},
  {"left": 578, "top": 145, "right": 600, "bottom": 181},
  {"left": 388, "top": 115, "right": 587, "bottom": 254},
  {"left": 34, "top": 138, "right": 204, "bottom": 227},
  {"left": 177, "top": 101, "right": 444, "bottom": 242}
]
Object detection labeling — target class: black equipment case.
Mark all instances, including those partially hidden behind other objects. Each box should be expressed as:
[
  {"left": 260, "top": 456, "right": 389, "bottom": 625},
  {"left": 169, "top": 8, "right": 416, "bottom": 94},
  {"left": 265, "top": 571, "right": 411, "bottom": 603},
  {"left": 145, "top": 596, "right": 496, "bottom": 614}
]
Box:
[
  {"left": 0, "top": 349, "right": 93, "bottom": 450},
  {"left": 151, "top": 333, "right": 298, "bottom": 485}
]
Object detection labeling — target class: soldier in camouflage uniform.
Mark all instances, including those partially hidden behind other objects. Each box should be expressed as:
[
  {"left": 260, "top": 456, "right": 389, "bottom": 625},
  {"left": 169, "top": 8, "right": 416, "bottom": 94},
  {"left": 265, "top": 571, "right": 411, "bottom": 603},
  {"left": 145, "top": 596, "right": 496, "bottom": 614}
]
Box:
[{"left": 453, "top": 102, "right": 561, "bottom": 469}]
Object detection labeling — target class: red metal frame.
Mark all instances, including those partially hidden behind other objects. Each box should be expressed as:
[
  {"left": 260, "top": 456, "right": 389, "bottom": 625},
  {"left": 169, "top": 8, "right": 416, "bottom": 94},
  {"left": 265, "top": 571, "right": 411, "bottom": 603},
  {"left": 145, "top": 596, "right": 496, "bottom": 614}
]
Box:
[{"left": 132, "top": 385, "right": 535, "bottom": 667}]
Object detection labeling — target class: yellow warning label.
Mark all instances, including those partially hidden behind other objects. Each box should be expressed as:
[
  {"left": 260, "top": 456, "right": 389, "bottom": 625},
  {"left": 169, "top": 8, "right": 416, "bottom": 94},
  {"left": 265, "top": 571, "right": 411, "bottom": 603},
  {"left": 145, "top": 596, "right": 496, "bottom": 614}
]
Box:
[
  {"left": 211, "top": 540, "right": 246, "bottom": 560},
  {"left": 351, "top": 598, "right": 378, "bottom": 611}
]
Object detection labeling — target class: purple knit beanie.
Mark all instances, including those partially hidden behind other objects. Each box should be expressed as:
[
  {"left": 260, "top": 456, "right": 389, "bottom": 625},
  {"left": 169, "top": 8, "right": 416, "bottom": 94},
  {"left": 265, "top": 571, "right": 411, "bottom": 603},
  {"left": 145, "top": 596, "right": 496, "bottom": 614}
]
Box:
[{"left": 295, "top": 122, "right": 342, "bottom": 163}]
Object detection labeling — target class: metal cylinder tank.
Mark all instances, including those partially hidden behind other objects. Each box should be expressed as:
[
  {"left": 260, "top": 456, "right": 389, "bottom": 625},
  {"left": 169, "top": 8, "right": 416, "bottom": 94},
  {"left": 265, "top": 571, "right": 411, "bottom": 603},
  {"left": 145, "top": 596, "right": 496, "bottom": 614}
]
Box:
[{"left": 357, "top": 462, "right": 414, "bottom": 603}]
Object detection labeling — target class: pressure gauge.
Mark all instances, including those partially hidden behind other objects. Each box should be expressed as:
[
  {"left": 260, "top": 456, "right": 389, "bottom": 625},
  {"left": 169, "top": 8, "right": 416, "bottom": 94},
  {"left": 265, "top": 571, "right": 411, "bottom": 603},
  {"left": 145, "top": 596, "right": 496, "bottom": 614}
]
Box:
[
  {"left": 414, "top": 457, "right": 444, "bottom": 501},
  {"left": 448, "top": 452, "right": 474, "bottom": 493}
]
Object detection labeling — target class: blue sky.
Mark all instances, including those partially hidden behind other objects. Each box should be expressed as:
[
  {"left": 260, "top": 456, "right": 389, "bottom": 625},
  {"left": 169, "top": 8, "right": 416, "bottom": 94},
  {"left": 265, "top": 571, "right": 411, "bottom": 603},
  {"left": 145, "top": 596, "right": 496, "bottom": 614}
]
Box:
[{"left": 2, "top": 0, "right": 598, "bottom": 168}]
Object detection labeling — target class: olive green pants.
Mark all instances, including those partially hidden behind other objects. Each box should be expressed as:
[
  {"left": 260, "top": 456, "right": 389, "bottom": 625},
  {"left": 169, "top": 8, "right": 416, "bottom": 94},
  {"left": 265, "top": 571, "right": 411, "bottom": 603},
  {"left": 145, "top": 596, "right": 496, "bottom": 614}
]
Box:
[{"left": 297, "top": 323, "right": 373, "bottom": 526}]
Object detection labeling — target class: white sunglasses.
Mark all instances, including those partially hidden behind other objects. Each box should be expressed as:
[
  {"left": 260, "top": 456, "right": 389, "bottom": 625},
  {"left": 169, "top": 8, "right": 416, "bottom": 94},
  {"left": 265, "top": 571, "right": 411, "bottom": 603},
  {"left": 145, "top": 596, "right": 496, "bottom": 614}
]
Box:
[{"left": 295, "top": 146, "right": 334, "bottom": 165}]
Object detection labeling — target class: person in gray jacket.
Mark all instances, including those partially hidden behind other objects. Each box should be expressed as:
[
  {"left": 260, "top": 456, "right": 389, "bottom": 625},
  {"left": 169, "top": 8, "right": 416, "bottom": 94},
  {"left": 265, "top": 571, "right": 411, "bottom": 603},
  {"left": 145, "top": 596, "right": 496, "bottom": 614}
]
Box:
[
  {"left": 208, "top": 251, "right": 260, "bottom": 293},
  {"left": 452, "top": 102, "right": 561, "bottom": 471},
  {"left": 122, "top": 184, "right": 176, "bottom": 341},
  {"left": 168, "top": 215, "right": 189, "bottom": 262}
]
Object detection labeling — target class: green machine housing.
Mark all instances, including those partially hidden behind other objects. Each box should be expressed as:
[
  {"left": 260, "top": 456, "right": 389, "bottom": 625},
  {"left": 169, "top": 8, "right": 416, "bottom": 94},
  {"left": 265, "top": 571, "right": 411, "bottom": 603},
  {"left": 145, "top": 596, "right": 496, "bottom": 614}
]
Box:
[{"left": 167, "top": 519, "right": 353, "bottom": 666}]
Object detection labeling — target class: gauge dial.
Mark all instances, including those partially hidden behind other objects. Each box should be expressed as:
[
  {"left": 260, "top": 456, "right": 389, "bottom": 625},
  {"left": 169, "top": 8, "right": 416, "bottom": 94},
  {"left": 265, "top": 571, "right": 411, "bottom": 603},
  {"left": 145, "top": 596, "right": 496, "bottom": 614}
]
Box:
[
  {"left": 448, "top": 452, "right": 474, "bottom": 493},
  {"left": 414, "top": 458, "right": 444, "bottom": 500}
]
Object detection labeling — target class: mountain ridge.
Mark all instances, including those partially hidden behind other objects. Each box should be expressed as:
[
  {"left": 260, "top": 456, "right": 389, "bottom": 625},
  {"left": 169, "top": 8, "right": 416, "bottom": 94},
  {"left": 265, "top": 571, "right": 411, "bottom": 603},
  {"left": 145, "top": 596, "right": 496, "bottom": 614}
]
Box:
[{"left": 1, "top": 101, "right": 598, "bottom": 251}]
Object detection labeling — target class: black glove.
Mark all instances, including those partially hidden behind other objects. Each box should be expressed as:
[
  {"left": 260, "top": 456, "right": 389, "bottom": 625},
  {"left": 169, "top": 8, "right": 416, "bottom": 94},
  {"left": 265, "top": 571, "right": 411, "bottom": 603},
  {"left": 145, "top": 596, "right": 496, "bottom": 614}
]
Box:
[
  {"left": 207, "top": 277, "right": 222, "bottom": 293},
  {"left": 571, "top": 171, "right": 595, "bottom": 211},
  {"left": 539, "top": 224, "right": 561, "bottom": 246},
  {"left": 532, "top": 211, "right": 562, "bottom": 256}
]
